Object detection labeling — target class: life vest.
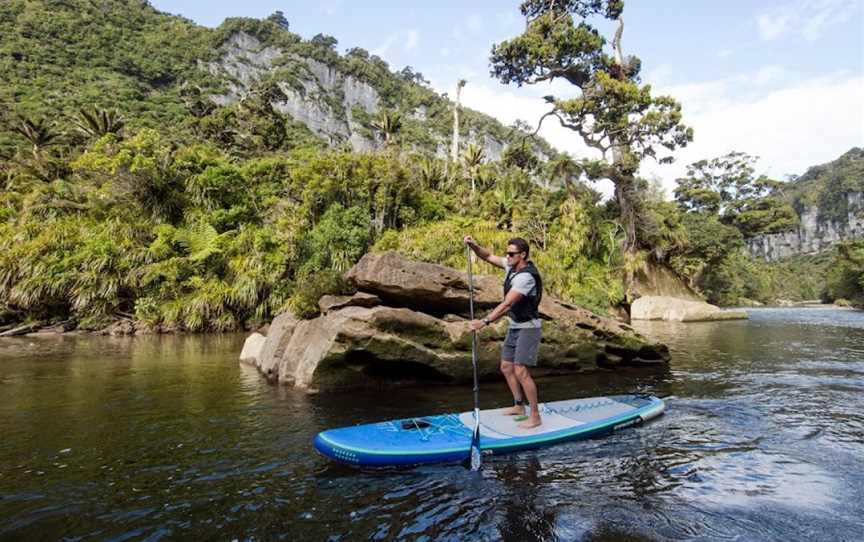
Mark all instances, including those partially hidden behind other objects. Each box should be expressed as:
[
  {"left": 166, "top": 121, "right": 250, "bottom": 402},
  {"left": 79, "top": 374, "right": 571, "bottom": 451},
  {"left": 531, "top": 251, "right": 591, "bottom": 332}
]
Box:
[{"left": 503, "top": 261, "right": 543, "bottom": 323}]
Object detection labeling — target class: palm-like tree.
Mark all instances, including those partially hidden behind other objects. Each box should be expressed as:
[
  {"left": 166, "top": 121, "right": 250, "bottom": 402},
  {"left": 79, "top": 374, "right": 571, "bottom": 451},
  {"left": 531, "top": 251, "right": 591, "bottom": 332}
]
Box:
[
  {"left": 74, "top": 107, "right": 125, "bottom": 139},
  {"left": 548, "top": 155, "right": 584, "bottom": 197},
  {"left": 13, "top": 116, "right": 60, "bottom": 154},
  {"left": 417, "top": 157, "right": 444, "bottom": 190},
  {"left": 371, "top": 109, "right": 402, "bottom": 147},
  {"left": 462, "top": 143, "right": 485, "bottom": 195}
]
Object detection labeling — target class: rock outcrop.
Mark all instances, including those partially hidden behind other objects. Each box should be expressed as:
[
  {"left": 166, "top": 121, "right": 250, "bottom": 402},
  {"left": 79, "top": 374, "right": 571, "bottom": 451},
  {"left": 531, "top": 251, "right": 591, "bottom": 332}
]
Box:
[
  {"left": 203, "top": 31, "right": 513, "bottom": 160},
  {"left": 746, "top": 192, "right": 864, "bottom": 261},
  {"left": 630, "top": 262, "right": 702, "bottom": 301},
  {"left": 626, "top": 262, "right": 747, "bottom": 322},
  {"left": 241, "top": 252, "right": 671, "bottom": 390},
  {"left": 240, "top": 332, "right": 267, "bottom": 364},
  {"left": 631, "top": 296, "right": 747, "bottom": 322},
  {"left": 318, "top": 292, "right": 381, "bottom": 314}
]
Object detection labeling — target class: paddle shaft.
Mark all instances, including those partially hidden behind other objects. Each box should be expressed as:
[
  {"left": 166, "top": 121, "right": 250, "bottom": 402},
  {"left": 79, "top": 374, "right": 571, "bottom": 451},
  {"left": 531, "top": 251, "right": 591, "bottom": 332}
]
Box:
[
  {"left": 467, "top": 246, "right": 480, "bottom": 410},
  {"left": 466, "top": 245, "right": 481, "bottom": 469}
]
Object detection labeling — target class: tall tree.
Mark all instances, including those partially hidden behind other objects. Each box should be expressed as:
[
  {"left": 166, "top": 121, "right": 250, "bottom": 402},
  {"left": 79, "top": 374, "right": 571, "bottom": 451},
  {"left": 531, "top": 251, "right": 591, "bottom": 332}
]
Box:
[
  {"left": 490, "top": 0, "right": 692, "bottom": 252},
  {"left": 674, "top": 152, "right": 797, "bottom": 238},
  {"left": 74, "top": 108, "right": 126, "bottom": 139},
  {"left": 462, "top": 143, "right": 485, "bottom": 195},
  {"left": 370, "top": 109, "right": 403, "bottom": 148},
  {"left": 451, "top": 79, "right": 466, "bottom": 162},
  {"left": 417, "top": 156, "right": 445, "bottom": 190},
  {"left": 13, "top": 116, "right": 60, "bottom": 155},
  {"left": 266, "top": 11, "right": 290, "bottom": 30}
]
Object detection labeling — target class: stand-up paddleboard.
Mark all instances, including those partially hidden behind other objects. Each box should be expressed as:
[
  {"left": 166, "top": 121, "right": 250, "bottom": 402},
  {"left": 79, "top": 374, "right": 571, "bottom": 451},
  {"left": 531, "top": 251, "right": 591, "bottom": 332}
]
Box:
[{"left": 314, "top": 394, "right": 664, "bottom": 467}]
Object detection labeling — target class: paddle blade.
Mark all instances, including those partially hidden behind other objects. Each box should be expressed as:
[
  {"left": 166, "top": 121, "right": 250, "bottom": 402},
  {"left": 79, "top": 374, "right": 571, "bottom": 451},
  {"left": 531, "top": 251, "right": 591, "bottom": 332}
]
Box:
[
  {"left": 470, "top": 430, "right": 482, "bottom": 471},
  {"left": 469, "top": 410, "right": 482, "bottom": 471}
]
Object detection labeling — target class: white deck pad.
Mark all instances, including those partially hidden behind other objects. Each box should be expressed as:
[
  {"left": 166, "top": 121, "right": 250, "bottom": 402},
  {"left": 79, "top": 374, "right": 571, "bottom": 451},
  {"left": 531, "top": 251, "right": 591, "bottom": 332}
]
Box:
[{"left": 457, "top": 397, "right": 638, "bottom": 439}]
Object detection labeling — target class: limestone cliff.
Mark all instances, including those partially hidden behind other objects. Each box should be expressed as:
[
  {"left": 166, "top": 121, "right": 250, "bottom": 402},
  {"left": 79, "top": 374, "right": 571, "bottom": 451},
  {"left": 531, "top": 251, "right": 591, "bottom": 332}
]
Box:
[
  {"left": 203, "top": 31, "right": 548, "bottom": 161},
  {"left": 746, "top": 149, "right": 864, "bottom": 261},
  {"left": 746, "top": 192, "right": 864, "bottom": 261}
]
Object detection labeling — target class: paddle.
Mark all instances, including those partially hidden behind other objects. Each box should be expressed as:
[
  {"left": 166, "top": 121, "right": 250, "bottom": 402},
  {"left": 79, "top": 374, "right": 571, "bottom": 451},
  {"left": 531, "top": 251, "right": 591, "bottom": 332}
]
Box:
[{"left": 466, "top": 244, "right": 482, "bottom": 471}]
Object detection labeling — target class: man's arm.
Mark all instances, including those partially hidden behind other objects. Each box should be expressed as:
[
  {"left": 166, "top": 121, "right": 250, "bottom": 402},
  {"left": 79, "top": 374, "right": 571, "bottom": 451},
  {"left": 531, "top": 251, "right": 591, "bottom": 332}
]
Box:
[
  {"left": 464, "top": 235, "right": 505, "bottom": 269},
  {"left": 482, "top": 289, "right": 524, "bottom": 325}
]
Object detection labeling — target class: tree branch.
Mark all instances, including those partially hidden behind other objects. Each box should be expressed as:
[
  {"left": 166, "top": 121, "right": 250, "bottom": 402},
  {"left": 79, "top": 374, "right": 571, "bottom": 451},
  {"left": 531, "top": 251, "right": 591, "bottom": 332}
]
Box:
[{"left": 613, "top": 17, "right": 625, "bottom": 67}]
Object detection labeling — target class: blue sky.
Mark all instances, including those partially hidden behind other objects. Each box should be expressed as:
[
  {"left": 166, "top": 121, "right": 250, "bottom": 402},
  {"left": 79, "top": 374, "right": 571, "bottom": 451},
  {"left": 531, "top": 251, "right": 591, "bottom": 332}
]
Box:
[{"left": 151, "top": 0, "right": 863, "bottom": 194}]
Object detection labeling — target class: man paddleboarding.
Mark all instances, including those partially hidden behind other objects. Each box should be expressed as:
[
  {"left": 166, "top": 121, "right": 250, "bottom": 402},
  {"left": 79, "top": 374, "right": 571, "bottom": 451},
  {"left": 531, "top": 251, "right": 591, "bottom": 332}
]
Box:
[{"left": 464, "top": 235, "right": 543, "bottom": 429}]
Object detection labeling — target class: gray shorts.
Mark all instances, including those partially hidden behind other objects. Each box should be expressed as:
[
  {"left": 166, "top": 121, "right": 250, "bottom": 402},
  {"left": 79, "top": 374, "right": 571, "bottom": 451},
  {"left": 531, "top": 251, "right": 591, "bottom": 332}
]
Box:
[{"left": 501, "top": 327, "right": 542, "bottom": 366}]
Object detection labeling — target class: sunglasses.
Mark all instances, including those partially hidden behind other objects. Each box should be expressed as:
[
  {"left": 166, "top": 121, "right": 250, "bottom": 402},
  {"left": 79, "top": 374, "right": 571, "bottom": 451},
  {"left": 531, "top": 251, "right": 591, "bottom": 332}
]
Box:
[{"left": 505, "top": 251, "right": 522, "bottom": 257}]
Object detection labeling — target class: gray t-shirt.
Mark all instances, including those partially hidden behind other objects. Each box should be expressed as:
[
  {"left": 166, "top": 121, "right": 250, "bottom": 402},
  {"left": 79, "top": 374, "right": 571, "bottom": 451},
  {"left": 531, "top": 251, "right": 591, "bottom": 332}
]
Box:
[{"left": 505, "top": 264, "right": 542, "bottom": 329}]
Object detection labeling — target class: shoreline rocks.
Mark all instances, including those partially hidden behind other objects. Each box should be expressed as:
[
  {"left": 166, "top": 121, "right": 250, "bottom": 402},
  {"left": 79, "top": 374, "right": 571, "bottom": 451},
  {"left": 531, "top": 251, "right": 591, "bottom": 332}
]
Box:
[
  {"left": 241, "top": 252, "right": 672, "bottom": 390},
  {"left": 631, "top": 296, "right": 748, "bottom": 322}
]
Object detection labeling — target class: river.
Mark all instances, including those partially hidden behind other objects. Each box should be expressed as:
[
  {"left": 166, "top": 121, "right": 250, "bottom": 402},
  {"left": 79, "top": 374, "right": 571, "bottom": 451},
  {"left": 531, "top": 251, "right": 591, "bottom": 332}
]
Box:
[{"left": 1, "top": 308, "right": 862, "bottom": 541}]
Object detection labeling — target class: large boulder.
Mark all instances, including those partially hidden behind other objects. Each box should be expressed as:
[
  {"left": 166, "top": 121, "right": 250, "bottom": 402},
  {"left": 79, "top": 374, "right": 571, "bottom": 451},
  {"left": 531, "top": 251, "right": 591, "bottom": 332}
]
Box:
[
  {"left": 631, "top": 296, "right": 747, "bottom": 322},
  {"left": 239, "top": 332, "right": 267, "bottom": 365},
  {"left": 344, "top": 251, "right": 500, "bottom": 314},
  {"left": 630, "top": 261, "right": 702, "bottom": 301},
  {"left": 255, "top": 304, "right": 667, "bottom": 389},
  {"left": 252, "top": 310, "right": 300, "bottom": 380},
  {"left": 242, "top": 252, "right": 671, "bottom": 389}
]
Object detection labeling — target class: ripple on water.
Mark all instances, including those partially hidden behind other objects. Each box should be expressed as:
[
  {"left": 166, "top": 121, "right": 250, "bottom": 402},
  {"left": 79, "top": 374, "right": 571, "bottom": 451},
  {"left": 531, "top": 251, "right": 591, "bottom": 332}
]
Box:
[{"left": 3, "top": 318, "right": 864, "bottom": 541}]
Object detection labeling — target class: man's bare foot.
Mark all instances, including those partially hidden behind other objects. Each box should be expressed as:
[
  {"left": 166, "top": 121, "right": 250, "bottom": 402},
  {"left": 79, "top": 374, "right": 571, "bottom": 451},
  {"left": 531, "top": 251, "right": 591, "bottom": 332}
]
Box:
[
  {"left": 502, "top": 405, "right": 526, "bottom": 416},
  {"left": 517, "top": 416, "right": 542, "bottom": 429}
]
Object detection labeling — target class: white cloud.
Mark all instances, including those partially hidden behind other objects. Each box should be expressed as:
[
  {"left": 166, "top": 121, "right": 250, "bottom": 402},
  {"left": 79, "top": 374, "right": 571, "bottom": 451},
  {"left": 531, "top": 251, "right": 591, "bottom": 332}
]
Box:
[
  {"left": 756, "top": 0, "right": 857, "bottom": 42},
  {"left": 373, "top": 29, "right": 420, "bottom": 57},
  {"left": 751, "top": 65, "right": 787, "bottom": 86},
  {"left": 756, "top": 11, "right": 792, "bottom": 40},
  {"left": 403, "top": 30, "right": 419, "bottom": 52},
  {"left": 646, "top": 74, "right": 864, "bottom": 191},
  {"left": 466, "top": 14, "right": 484, "bottom": 33},
  {"left": 496, "top": 10, "right": 519, "bottom": 28},
  {"left": 435, "top": 74, "right": 864, "bottom": 200},
  {"left": 717, "top": 49, "right": 734, "bottom": 59}
]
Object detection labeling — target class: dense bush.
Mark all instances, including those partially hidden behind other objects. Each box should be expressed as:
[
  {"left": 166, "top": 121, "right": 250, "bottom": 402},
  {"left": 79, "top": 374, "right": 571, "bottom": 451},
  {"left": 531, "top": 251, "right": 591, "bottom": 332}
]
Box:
[{"left": 0, "top": 0, "right": 854, "bottom": 334}]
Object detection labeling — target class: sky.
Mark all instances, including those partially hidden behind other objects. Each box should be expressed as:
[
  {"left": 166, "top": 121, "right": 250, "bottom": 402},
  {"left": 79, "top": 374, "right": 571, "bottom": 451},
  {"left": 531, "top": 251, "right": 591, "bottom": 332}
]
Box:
[{"left": 150, "top": 0, "right": 864, "bottom": 197}]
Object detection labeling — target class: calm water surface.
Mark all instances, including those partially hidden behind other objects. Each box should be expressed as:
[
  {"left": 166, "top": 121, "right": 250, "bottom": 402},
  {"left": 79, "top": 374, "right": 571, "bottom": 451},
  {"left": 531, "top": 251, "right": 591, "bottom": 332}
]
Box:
[{"left": 1, "top": 308, "right": 863, "bottom": 541}]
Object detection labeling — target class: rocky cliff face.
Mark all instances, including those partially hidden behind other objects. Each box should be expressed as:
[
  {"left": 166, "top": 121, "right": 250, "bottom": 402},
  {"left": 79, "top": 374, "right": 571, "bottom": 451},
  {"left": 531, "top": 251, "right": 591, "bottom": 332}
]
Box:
[
  {"left": 746, "top": 192, "right": 864, "bottom": 261},
  {"left": 204, "top": 31, "right": 510, "bottom": 159}
]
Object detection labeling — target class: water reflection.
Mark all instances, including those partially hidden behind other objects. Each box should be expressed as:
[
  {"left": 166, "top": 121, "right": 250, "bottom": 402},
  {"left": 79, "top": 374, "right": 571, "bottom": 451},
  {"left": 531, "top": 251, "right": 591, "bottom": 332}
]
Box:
[
  {"left": 1, "top": 309, "right": 863, "bottom": 540},
  {"left": 494, "top": 457, "right": 558, "bottom": 542}
]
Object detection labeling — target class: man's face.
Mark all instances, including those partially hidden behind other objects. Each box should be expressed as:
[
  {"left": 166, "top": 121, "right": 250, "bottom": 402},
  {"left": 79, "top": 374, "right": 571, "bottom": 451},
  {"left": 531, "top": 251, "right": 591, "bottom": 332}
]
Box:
[{"left": 505, "top": 244, "right": 524, "bottom": 264}]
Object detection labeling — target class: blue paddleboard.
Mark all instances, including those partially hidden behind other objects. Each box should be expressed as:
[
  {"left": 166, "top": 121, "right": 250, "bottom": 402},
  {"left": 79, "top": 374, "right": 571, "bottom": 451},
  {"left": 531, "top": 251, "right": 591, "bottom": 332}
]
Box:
[{"left": 314, "top": 394, "right": 665, "bottom": 467}]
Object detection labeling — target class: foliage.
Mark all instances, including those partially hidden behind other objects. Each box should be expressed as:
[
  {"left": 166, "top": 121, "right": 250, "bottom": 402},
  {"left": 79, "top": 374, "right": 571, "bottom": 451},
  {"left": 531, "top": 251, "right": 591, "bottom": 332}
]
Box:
[
  {"left": 824, "top": 241, "right": 864, "bottom": 306},
  {"left": 490, "top": 0, "right": 692, "bottom": 251},
  {"left": 0, "top": 0, "right": 855, "bottom": 333},
  {"left": 370, "top": 109, "right": 403, "bottom": 148},
  {"left": 299, "top": 204, "right": 372, "bottom": 275},
  {"left": 375, "top": 200, "right": 624, "bottom": 315},
  {"left": 74, "top": 108, "right": 126, "bottom": 139},
  {"left": 674, "top": 152, "right": 797, "bottom": 238},
  {"left": 783, "top": 148, "right": 864, "bottom": 223}
]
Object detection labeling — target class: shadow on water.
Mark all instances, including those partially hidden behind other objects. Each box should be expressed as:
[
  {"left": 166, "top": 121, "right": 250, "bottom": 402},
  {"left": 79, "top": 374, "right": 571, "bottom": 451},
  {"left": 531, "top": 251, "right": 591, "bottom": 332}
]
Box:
[{"left": 1, "top": 308, "right": 864, "bottom": 540}]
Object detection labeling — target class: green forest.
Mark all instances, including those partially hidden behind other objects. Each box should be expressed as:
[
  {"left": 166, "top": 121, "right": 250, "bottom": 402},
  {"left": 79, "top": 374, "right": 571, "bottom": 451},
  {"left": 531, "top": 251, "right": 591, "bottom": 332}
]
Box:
[{"left": 1, "top": 0, "right": 862, "bottom": 333}]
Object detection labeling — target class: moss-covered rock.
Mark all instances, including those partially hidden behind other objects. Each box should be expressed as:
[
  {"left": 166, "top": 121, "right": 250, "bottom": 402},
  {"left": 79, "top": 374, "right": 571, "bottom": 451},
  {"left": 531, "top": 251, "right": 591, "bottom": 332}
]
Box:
[{"left": 242, "top": 252, "right": 670, "bottom": 389}]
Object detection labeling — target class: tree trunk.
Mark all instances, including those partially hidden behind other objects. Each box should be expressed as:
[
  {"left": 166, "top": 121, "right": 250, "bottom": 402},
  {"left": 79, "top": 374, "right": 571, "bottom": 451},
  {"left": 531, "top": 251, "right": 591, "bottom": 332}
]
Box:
[
  {"left": 614, "top": 176, "right": 638, "bottom": 253},
  {"left": 451, "top": 80, "right": 465, "bottom": 162}
]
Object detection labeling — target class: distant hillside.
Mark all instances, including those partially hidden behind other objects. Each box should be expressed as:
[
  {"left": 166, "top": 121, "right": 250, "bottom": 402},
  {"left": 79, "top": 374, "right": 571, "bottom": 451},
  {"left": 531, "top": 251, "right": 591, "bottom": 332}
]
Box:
[
  {"left": 747, "top": 148, "right": 864, "bottom": 260},
  {"left": 784, "top": 148, "right": 864, "bottom": 222},
  {"left": 0, "top": 0, "right": 557, "bottom": 161}
]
